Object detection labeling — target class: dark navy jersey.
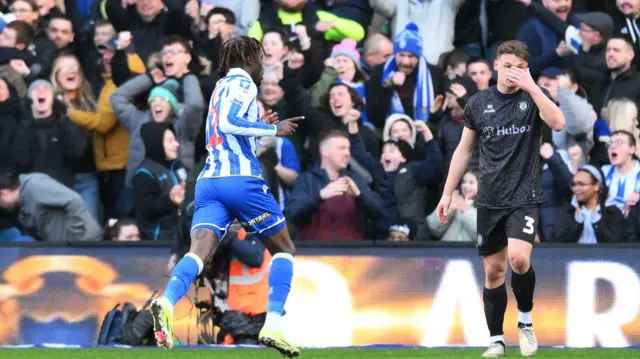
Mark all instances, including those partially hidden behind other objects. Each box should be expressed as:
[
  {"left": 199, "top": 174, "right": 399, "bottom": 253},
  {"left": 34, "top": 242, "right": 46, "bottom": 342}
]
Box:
[{"left": 463, "top": 86, "right": 552, "bottom": 209}]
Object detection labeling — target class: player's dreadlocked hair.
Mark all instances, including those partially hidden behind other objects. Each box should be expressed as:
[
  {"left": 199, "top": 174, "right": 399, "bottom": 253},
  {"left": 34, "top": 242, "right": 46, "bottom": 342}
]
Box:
[{"left": 219, "top": 36, "right": 264, "bottom": 76}]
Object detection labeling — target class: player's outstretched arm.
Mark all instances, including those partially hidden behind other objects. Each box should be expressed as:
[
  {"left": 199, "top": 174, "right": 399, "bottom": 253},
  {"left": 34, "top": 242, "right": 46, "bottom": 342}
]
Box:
[
  {"left": 276, "top": 116, "right": 305, "bottom": 137},
  {"left": 217, "top": 78, "right": 278, "bottom": 137}
]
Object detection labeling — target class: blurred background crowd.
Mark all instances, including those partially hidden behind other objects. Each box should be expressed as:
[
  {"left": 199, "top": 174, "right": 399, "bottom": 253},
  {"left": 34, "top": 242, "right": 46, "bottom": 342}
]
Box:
[{"left": 0, "top": 0, "right": 639, "bottom": 249}]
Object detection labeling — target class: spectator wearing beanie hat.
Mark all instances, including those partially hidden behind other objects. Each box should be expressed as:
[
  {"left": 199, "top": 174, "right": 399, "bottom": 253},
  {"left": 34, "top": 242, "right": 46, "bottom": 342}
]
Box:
[
  {"left": 347, "top": 116, "right": 443, "bottom": 241},
  {"left": 388, "top": 217, "right": 418, "bottom": 242},
  {"left": 149, "top": 79, "right": 181, "bottom": 121},
  {"left": 112, "top": 73, "right": 204, "bottom": 189},
  {"left": 366, "top": 22, "right": 445, "bottom": 129}
]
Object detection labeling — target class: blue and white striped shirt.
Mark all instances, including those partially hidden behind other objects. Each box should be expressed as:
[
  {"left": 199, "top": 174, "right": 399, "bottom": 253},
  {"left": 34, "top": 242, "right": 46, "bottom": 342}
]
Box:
[
  {"left": 602, "top": 160, "right": 640, "bottom": 210},
  {"left": 199, "top": 68, "right": 277, "bottom": 179}
]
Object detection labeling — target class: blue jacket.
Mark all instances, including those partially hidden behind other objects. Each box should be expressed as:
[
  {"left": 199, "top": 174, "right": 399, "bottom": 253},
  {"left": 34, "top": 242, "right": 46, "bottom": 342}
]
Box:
[
  {"left": 516, "top": 15, "right": 580, "bottom": 76},
  {"left": 539, "top": 151, "right": 574, "bottom": 241}
]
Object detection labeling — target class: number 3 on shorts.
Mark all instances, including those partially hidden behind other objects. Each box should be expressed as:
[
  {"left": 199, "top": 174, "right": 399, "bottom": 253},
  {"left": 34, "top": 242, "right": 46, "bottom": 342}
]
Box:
[{"left": 523, "top": 216, "right": 535, "bottom": 234}]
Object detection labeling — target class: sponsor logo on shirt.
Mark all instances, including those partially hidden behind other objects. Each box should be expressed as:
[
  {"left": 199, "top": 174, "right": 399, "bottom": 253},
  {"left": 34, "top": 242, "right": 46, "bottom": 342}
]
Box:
[{"left": 482, "top": 124, "right": 532, "bottom": 139}]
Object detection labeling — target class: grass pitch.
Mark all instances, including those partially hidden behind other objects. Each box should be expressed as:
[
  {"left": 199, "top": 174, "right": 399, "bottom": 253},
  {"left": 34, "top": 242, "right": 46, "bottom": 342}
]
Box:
[{"left": 1, "top": 348, "right": 639, "bottom": 359}]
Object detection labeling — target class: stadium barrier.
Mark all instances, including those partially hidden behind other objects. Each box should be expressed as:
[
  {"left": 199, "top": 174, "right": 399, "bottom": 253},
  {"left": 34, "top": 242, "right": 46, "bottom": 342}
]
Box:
[{"left": 0, "top": 241, "right": 639, "bottom": 348}]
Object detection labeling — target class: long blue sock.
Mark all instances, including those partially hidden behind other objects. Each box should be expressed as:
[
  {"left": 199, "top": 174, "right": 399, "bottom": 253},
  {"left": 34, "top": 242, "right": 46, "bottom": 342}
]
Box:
[
  {"left": 163, "top": 253, "right": 203, "bottom": 307},
  {"left": 263, "top": 253, "right": 294, "bottom": 331}
]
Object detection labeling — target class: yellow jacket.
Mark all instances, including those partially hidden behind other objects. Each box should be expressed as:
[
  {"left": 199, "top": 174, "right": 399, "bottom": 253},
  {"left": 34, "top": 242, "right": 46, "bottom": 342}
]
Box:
[{"left": 70, "top": 54, "right": 146, "bottom": 171}]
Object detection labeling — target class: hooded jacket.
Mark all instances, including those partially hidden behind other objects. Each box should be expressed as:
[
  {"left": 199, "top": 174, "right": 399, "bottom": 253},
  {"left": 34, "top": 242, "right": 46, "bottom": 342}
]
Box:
[
  {"left": 18, "top": 173, "right": 102, "bottom": 242},
  {"left": 132, "top": 122, "right": 188, "bottom": 241},
  {"left": 382, "top": 113, "right": 433, "bottom": 162},
  {"left": 382, "top": 114, "right": 417, "bottom": 147}
]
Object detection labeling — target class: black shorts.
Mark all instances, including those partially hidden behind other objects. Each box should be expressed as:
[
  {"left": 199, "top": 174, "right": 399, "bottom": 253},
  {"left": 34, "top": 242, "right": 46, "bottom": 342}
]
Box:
[{"left": 476, "top": 205, "right": 538, "bottom": 257}]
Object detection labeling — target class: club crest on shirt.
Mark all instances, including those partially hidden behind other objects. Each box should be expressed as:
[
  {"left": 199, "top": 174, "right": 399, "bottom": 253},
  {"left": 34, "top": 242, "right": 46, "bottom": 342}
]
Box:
[
  {"left": 518, "top": 101, "right": 529, "bottom": 112},
  {"left": 477, "top": 234, "right": 484, "bottom": 246},
  {"left": 483, "top": 126, "right": 495, "bottom": 139}
]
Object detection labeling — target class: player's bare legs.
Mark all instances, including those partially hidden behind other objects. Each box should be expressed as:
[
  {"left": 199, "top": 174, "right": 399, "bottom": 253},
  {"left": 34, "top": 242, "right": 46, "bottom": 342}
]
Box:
[
  {"left": 189, "top": 228, "right": 220, "bottom": 264},
  {"left": 508, "top": 238, "right": 537, "bottom": 357},
  {"left": 263, "top": 226, "right": 296, "bottom": 255},
  {"left": 259, "top": 225, "right": 299, "bottom": 357},
  {"left": 151, "top": 228, "right": 219, "bottom": 349},
  {"left": 482, "top": 247, "right": 508, "bottom": 357}
]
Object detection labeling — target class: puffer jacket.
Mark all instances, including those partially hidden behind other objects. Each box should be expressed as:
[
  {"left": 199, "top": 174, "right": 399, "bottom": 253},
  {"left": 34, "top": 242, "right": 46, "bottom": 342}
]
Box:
[{"left": 69, "top": 53, "right": 146, "bottom": 171}]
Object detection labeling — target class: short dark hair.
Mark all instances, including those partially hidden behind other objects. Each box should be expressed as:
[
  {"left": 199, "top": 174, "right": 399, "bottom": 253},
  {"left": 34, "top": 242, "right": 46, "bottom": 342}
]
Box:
[
  {"left": 608, "top": 36, "right": 634, "bottom": 52},
  {"left": 7, "top": 20, "right": 35, "bottom": 47},
  {"left": 105, "top": 217, "right": 138, "bottom": 241},
  {"left": 263, "top": 28, "right": 288, "bottom": 46},
  {"left": 464, "top": 168, "right": 481, "bottom": 180},
  {"left": 318, "top": 129, "right": 349, "bottom": 147},
  {"left": 263, "top": 27, "right": 303, "bottom": 53},
  {"left": 611, "top": 129, "right": 637, "bottom": 147},
  {"left": 12, "top": 0, "right": 37, "bottom": 12},
  {"left": 48, "top": 14, "right": 73, "bottom": 28},
  {"left": 562, "top": 68, "right": 589, "bottom": 98},
  {"left": 0, "top": 172, "right": 19, "bottom": 191},
  {"left": 324, "top": 83, "right": 365, "bottom": 112},
  {"left": 466, "top": 56, "right": 491, "bottom": 69},
  {"left": 93, "top": 19, "right": 113, "bottom": 39},
  {"left": 444, "top": 48, "right": 469, "bottom": 69},
  {"left": 219, "top": 36, "right": 264, "bottom": 76},
  {"left": 162, "top": 35, "right": 190, "bottom": 52},
  {"left": 496, "top": 40, "right": 530, "bottom": 62},
  {"left": 94, "top": 19, "right": 112, "bottom": 29},
  {"left": 207, "top": 7, "right": 236, "bottom": 25}
]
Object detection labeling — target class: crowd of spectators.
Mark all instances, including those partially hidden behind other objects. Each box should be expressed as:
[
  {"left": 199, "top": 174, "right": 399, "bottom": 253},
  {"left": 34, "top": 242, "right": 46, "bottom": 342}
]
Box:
[{"left": 0, "top": 0, "right": 639, "bottom": 246}]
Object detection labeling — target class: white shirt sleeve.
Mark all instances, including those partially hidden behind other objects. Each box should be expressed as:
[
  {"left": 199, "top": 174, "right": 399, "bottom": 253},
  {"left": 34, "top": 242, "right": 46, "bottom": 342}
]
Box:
[{"left": 217, "top": 77, "right": 277, "bottom": 137}]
